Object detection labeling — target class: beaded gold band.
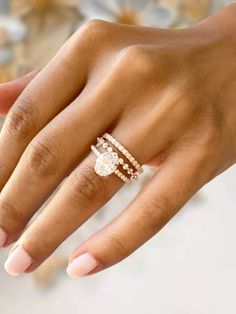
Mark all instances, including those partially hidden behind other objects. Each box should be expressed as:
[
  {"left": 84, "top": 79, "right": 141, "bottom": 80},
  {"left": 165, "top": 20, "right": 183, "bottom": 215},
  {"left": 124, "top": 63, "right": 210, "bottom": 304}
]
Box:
[
  {"left": 90, "top": 133, "right": 143, "bottom": 184},
  {"left": 96, "top": 137, "right": 136, "bottom": 180},
  {"left": 91, "top": 145, "right": 131, "bottom": 184},
  {"left": 103, "top": 133, "right": 143, "bottom": 174}
]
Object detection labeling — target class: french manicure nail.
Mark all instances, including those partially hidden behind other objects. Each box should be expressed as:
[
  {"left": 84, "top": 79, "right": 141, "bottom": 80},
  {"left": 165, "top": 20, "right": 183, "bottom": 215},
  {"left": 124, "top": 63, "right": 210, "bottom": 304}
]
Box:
[
  {"left": 4, "top": 246, "right": 32, "bottom": 276},
  {"left": 0, "top": 227, "right": 7, "bottom": 248},
  {"left": 67, "top": 252, "right": 98, "bottom": 279}
]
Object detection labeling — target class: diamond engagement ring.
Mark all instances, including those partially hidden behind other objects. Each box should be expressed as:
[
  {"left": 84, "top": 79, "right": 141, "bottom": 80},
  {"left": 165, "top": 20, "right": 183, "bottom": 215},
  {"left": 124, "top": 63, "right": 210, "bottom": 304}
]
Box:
[{"left": 91, "top": 133, "right": 144, "bottom": 184}]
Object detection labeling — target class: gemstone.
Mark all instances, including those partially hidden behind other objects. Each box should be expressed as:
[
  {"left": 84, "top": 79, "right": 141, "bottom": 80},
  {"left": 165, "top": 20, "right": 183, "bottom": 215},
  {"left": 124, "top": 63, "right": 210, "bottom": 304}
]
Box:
[
  {"left": 102, "top": 143, "right": 108, "bottom": 148},
  {"left": 119, "top": 158, "right": 124, "bottom": 164},
  {"left": 94, "top": 152, "right": 119, "bottom": 176},
  {"left": 97, "top": 137, "right": 104, "bottom": 146}
]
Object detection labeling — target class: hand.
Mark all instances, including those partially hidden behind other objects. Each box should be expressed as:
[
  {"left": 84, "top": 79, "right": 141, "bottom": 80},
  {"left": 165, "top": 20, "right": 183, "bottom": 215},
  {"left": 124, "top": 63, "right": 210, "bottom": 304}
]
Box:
[{"left": 0, "top": 4, "right": 236, "bottom": 278}]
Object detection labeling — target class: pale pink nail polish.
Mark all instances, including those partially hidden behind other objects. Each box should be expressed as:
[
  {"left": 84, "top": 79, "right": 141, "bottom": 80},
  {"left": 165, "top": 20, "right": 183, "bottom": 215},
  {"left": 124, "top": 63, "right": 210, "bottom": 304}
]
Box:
[
  {"left": 4, "top": 246, "right": 32, "bottom": 276},
  {"left": 0, "top": 228, "right": 7, "bottom": 248},
  {"left": 67, "top": 252, "right": 98, "bottom": 279}
]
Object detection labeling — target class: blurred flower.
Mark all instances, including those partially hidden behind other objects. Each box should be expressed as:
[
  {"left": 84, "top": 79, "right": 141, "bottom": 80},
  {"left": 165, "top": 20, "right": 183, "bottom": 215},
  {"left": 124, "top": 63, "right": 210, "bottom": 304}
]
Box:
[
  {"left": 0, "top": 47, "right": 13, "bottom": 65},
  {"left": 157, "top": 0, "right": 210, "bottom": 24},
  {"left": 0, "top": 15, "right": 27, "bottom": 43},
  {"left": 79, "top": 0, "right": 177, "bottom": 28},
  {"left": 11, "top": 0, "right": 80, "bottom": 18},
  {"left": 0, "top": 14, "right": 27, "bottom": 66},
  {"left": 10, "top": 0, "right": 81, "bottom": 69}
]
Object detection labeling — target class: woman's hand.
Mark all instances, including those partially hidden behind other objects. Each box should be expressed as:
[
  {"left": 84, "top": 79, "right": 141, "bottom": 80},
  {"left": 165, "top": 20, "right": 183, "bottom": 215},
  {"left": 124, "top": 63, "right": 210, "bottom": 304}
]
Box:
[{"left": 0, "top": 4, "right": 236, "bottom": 278}]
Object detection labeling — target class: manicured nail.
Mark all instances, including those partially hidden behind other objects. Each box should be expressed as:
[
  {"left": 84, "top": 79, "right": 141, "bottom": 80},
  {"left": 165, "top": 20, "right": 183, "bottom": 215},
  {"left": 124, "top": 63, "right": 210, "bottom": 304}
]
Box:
[
  {"left": 0, "top": 227, "right": 7, "bottom": 248},
  {"left": 4, "top": 246, "right": 32, "bottom": 276},
  {"left": 67, "top": 252, "right": 98, "bottom": 279}
]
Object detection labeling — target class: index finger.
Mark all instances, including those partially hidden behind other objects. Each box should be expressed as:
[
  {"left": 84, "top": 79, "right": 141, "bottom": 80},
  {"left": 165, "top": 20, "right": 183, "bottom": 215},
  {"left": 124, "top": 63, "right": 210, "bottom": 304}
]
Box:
[{"left": 0, "top": 26, "right": 89, "bottom": 190}]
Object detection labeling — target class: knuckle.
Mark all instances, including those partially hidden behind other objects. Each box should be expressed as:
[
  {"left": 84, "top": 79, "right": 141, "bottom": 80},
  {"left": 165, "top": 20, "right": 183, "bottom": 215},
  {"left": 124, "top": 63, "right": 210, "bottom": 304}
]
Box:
[
  {"left": 83, "top": 19, "right": 108, "bottom": 30},
  {"left": 202, "top": 128, "right": 217, "bottom": 151},
  {"left": 4, "top": 96, "right": 38, "bottom": 141},
  {"left": 205, "top": 120, "right": 221, "bottom": 144},
  {"left": 23, "top": 230, "right": 52, "bottom": 258},
  {"left": 71, "top": 19, "right": 112, "bottom": 58},
  {"left": 120, "top": 45, "right": 146, "bottom": 59},
  {"left": 0, "top": 199, "right": 25, "bottom": 231},
  {"left": 25, "top": 135, "right": 61, "bottom": 177},
  {"left": 195, "top": 125, "right": 221, "bottom": 179},
  {"left": 117, "top": 45, "right": 154, "bottom": 77},
  {"left": 182, "top": 113, "right": 221, "bottom": 158},
  {"left": 22, "top": 234, "right": 40, "bottom": 259},
  {"left": 105, "top": 229, "right": 130, "bottom": 259},
  {"left": 141, "top": 195, "right": 172, "bottom": 232},
  {"left": 69, "top": 164, "right": 107, "bottom": 204},
  {"left": 77, "top": 19, "right": 110, "bottom": 41},
  {"left": 196, "top": 123, "right": 220, "bottom": 158}
]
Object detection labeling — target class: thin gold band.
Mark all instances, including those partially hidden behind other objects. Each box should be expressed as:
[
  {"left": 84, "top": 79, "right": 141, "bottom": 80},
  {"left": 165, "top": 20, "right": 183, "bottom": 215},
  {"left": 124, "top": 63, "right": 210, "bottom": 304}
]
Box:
[{"left": 103, "top": 133, "right": 143, "bottom": 174}]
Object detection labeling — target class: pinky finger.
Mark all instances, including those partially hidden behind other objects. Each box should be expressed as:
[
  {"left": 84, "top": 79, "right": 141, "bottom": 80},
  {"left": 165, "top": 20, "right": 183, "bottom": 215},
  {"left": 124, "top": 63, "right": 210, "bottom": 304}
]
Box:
[{"left": 67, "top": 147, "right": 212, "bottom": 278}]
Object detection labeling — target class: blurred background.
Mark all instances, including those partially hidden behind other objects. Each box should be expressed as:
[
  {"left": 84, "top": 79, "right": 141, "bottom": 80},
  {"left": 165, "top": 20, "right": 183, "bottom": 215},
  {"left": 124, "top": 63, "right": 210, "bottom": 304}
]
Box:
[{"left": 0, "top": 1, "right": 236, "bottom": 313}]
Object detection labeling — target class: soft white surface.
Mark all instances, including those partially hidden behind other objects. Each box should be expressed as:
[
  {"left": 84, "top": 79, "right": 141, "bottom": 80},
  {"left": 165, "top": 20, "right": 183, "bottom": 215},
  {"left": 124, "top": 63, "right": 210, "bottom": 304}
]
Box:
[{"left": 0, "top": 165, "right": 235, "bottom": 314}]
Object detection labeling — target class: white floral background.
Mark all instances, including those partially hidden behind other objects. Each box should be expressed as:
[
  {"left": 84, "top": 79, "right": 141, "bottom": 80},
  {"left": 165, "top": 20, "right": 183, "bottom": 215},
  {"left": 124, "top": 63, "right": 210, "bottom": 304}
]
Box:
[
  {"left": 0, "top": 0, "right": 235, "bottom": 82},
  {"left": 0, "top": 1, "right": 236, "bottom": 314}
]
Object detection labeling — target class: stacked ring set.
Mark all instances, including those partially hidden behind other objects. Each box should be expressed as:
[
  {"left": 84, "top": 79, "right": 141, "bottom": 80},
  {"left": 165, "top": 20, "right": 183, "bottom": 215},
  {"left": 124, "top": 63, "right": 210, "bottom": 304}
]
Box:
[{"left": 91, "top": 133, "right": 144, "bottom": 184}]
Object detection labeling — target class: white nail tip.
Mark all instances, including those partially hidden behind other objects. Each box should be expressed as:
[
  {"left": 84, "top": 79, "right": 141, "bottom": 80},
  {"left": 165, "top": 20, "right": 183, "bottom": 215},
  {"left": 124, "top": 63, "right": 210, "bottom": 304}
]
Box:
[
  {"left": 4, "top": 246, "right": 32, "bottom": 276},
  {"left": 66, "top": 252, "right": 98, "bottom": 279}
]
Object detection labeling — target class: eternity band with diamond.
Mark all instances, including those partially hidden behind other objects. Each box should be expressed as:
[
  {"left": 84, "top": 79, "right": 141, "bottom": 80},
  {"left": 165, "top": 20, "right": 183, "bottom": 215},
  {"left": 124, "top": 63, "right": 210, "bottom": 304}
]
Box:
[{"left": 91, "top": 133, "right": 144, "bottom": 184}]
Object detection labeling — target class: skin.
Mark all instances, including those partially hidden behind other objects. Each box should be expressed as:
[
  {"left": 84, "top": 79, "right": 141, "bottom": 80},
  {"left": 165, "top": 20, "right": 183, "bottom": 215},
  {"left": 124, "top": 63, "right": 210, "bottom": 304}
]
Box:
[{"left": 0, "top": 4, "right": 236, "bottom": 276}]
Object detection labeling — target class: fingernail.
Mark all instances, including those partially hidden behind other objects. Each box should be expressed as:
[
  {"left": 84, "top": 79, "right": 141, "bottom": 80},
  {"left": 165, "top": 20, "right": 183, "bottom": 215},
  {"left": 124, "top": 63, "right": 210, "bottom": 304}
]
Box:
[
  {"left": 4, "top": 246, "right": 32, "bottom": 276},
  {"left": 0, "top": 227, "right": 7, "bottom": 248},
  {"left": 67, "top": 252, "right": 98, "bottom": 279}
]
